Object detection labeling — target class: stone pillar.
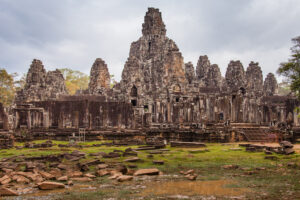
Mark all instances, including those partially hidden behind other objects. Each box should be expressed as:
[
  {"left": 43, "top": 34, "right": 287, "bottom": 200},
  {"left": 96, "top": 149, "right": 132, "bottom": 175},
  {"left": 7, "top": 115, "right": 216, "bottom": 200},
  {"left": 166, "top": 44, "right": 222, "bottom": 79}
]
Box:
[
  {"left": 58, "top": 112, "right": 64, "bottom": 129},
  {"left": 3, "top": 113, "right": 9, "bottom": 131},
  {"left": 27, "top": 111, "right": 31, "bottom": 129},
  {"left": 294, "top": 111, "right": 299, "bottom": 126},
  {"left": 118, "top": 113, "right": 121, "bottom": 130},
  {"left": 43, "top": 111, "right": 50, "bottom": 128},
  {"left": 89, "top": 114, "right": 92, "bottom": 129},
  {"left": 73, "top": 111, "right": 79, "bottom": 129},
  {"left": 15, "top": 111, "right": 19, "bottom": 129}
]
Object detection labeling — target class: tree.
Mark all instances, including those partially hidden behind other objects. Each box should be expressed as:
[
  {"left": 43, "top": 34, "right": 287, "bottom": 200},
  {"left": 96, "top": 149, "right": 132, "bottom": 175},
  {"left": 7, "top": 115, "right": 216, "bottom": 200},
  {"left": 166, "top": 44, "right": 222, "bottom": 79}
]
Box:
[
  {"left": 14, "top": 73, "right": 26, "bottom": 92},
  {"left": 110, "top": 74, "right": 117, "bottom": 88},
  {"left": 277, "top": 36, "right": 300, "bottom": 99},
  {"left": 58, "top": 68, "right": 89, "bottom": 95},
  {"left": 278, "top": 81, "right": 291, "bottom": 96},
  {"left": 0, "top": 69, "right": 15, "bottom": 106}
]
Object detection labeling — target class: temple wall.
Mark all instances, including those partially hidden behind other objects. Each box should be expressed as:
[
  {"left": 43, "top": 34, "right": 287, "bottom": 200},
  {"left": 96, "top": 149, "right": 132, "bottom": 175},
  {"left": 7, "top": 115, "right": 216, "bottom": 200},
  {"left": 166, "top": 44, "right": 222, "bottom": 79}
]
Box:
[
  {"left": 13, "top": 92, "right": 299, "bottom": 131},
  {"left": 15, "top": 97, "right": 134, "bottom": 130}
]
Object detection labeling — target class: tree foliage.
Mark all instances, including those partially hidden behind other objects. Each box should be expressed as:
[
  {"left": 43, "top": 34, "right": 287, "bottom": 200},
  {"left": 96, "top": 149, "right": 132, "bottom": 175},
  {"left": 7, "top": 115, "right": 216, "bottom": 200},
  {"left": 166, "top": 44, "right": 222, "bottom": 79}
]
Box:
[
  {"left": 278, "top": 81, "right": 291, "bottom": 96},
  {"left": 14, "top": 73, "right": 26, "bottom": 92},
  {"left": 110, "top": 74, "right": 117, "bottom": 88},
  {"left": 58, "top": 68, "right": 89, "bottom": 95},
  {"left": 0, "top": 69, "right": 15, "bottom": 106},
  {"left": 277, "top": 36, "right": 300, "bottom": 99}
]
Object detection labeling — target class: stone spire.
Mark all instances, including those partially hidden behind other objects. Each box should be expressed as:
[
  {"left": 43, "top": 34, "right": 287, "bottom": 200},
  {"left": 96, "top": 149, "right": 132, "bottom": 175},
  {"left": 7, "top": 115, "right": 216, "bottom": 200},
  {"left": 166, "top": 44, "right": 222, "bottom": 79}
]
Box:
[
  {"left": 206, "top": 64, "right": 222, "bottom": 88},
  {"left": 16, "top": 59, "right": 67, "bottom": 102},
  {"left": 196, "top": 55, "right": 210, "bottom": 80},
  {"left": 246, "top": 61, "right": 263, "bottom": 94},
  {"left": 225, "top": 60, "right": 246, "bottom": 92},
  {"left": 120, "top": 7, "right": 186, "bottom": 99},
  {"left": 24, "top": 59, "right": 46, "bottom": 89},
  {"left": 185, "top": 62, "right": 195, "bottom": 84},
  {"left": 142, "top": 7, "right": 166, "bottom": 36},
  {"left": 89, "top": 58, "right": 111, "bottom": 94},
  {"left": 264, "top": 73, "right": 278, "bottom": 96},
  {"left": 45, "top": 69, "right": 68, "bottom": 98},
  {"left": 196, "top": 55, "right": 222, "bottom": 88}
]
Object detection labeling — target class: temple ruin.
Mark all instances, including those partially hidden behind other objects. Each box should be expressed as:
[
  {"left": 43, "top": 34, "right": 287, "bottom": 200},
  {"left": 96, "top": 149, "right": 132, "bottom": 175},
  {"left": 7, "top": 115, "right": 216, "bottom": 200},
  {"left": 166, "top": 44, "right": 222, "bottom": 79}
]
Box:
[{"left": 1, "top": 7, "right": 299, "bottom": 143}]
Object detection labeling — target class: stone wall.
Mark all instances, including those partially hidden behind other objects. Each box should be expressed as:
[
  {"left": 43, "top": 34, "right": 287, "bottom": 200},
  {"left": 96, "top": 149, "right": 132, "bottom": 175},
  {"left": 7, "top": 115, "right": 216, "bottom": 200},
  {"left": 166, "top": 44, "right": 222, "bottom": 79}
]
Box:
[{"left": 14, "top": 96, "right": 134, "bottom": 130}]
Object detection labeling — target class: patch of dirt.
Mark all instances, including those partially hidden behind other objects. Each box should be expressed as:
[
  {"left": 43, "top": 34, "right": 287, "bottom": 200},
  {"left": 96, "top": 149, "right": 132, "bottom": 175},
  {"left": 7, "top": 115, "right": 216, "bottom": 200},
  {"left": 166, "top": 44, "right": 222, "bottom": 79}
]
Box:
[{"left": 141, "top": 179, "right": 249, "bottom": 197}]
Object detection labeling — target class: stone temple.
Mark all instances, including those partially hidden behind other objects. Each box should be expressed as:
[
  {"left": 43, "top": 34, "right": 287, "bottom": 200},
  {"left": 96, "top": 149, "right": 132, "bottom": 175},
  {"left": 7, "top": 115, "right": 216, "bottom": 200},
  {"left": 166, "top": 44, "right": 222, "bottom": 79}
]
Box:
[{"left": 0, "top": 8, "right": 299, "bottom": 143}]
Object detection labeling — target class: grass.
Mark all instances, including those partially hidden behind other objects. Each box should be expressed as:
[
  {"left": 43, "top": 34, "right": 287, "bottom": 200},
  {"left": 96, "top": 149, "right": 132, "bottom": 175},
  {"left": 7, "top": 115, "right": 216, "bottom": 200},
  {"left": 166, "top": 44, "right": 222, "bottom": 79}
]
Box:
[{"left": 1, "top": 141, "right": 300, "bottom": 199}]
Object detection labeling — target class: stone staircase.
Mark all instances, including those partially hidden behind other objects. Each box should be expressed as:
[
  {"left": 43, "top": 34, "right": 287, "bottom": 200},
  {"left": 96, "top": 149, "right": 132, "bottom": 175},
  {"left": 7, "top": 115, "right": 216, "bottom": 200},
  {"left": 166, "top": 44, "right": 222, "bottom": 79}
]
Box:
[
  {"left": 240, "top": 128, "right": 269, "bottom": 142},
  {"left": 231, "top": 123, "right": 271, "bottom": 142}
]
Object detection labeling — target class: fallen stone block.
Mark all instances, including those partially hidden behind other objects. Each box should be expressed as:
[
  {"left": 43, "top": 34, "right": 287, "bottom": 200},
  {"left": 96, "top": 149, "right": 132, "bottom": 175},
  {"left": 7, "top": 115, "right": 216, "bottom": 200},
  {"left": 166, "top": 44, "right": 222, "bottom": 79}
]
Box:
[
  {"left": 280, "top": 141, "right": 293, "bottom": 148},
  {"left": 38, "top": 181, "right": 65, "bottom": 190},
  {"left": 170, "top": 141, "right": 206, "bottom": 148},
  {"left": 57, "top": 176, "right": 68, "bottom": 181},
  {"left": 264, "top": 156, "right": 278, "bottom": 160},
  {"left": 284, "top": 148, "right": 295, "bottom": 155},
  {"left": 97, "top": 164, "right": 108, "bottom": 169},
  {"left": 38, "top": 171, "right": 55, "bottom": 180},
  {"left": 70, "top": 177, "right": 92, "bottom": 182},
  {"left": 152, "top": 160, "right": 164, "bottom": 165},
  {"left": 117, "top": 175, "right": 133, "bottom": 182},
  {"left": 96, "top": 170, "right": 110, "bottom": 177},
  {"left": 133, "top": 168, "right": 160, "bottom": 176},
  {"left": 12, "top": 175, "right": 30, "bottom": 184},
  {"left": 124, "top": 157, "right": 141, "bottom": 162},
  {"left": 185, "top": 174, "right": 197, "bottom": 181},
  {"left": 67, "top": 171, "right": 83, "bottom": 178},
  {"left": 84, "top": 173, "right": 96, "bottom": 178},
  {"left": 0, "top": 187, "right": 18, "bottom": 196},
  {"left": 222, "top": 165, "right": 239, "bottom": 169}
]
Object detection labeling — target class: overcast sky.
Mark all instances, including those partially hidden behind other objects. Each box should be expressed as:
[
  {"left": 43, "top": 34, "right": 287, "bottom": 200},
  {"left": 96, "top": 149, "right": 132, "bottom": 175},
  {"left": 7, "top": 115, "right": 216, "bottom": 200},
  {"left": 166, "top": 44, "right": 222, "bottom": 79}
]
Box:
[{"left": 0, "top": 0, "right": 299, "bottom": 81}]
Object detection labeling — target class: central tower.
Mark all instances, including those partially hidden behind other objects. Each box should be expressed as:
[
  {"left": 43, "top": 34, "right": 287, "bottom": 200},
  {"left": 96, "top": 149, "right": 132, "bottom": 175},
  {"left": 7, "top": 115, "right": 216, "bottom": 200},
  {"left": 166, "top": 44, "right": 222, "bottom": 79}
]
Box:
[{"left": 120, "top": 8, "right": 187, "bottom": 106}]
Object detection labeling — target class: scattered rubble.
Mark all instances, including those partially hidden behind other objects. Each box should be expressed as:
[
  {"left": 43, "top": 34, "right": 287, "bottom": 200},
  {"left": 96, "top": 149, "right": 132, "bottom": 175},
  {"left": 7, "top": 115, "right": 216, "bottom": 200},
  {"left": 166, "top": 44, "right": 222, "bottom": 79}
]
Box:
[{"left": 0, "top": 187, "right": 18, "bottom": 196}]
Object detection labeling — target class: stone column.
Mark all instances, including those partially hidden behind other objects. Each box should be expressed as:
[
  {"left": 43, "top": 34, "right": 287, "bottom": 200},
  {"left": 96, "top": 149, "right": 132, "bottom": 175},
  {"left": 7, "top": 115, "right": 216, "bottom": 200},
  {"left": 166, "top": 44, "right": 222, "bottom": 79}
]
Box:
[
  {"left": 43, "top": 111, "right": 50, "bottom": 128},
  {"left": 15, "top": 111, "right": 19, "bottom": 129},
  {"left": 3, "top": 113, "right": 9, "bottom": 131},
  {"left": 27, "top": 111, "right": 31, "bottom": 129},
  {"left": 58, "top": 112, "right": 64, "bottom": 129}
]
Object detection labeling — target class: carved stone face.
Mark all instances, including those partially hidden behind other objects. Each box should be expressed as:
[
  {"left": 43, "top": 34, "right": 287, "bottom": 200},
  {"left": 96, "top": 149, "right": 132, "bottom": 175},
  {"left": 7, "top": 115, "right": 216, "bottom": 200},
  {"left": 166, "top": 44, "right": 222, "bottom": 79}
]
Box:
[{"left": 31, "top": 73, "right": 38, "bottom": 84}]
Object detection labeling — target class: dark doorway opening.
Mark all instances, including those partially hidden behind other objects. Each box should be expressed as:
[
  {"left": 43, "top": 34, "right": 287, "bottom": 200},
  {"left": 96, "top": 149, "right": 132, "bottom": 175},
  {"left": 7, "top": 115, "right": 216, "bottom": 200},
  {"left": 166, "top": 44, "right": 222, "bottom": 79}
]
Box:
[{"left": 131, "top": 100, "right": 137, "bottom": 106}]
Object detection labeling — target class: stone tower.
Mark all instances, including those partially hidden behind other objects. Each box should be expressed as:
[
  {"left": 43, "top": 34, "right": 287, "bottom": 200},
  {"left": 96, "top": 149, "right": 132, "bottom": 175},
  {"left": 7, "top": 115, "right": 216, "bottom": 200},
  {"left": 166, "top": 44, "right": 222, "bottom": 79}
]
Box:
[
  {"left": 245, "top": 61, "right": 263, "bottom": 94},
  {"left": 16, "top": 59, "right": 67, "bottom": 102},
  {"left": 89, "top": 58, "right": 111, "bottom": 94},
  {"left": 196, "top": 55, "right": 210, "bottom": 81},
  {"left": 196, "top": 56, "right": 222, "bottom": 88},
  {"left": 120, "top": 7, "right": 187, "bottom": 101},
  {"left": 225, "top": 60, "right": 246, "bottom": 92},
  {"left": 45, "top": 69, "right": 68, "bottom": 99},
  {"left": 185, "top": 62, "right": 195, "bottom": 84},
  {"left": 24, "top": 59, "right": 46, "bottom": 90},
  {"left": 264, "top": 73, "right": 278, "bottom": 96}
]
